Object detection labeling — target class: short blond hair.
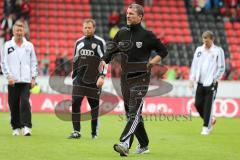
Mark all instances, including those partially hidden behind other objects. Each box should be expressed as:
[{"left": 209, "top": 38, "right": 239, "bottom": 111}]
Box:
[
  {"left": 83, "top": 18, "right": 96, "bottom": 28},
  {"left": 13, "top": 20, "right": 25, "bottom": 29},
  {"left": 202, "top": 30, "right": 214, "bottom": 39}
]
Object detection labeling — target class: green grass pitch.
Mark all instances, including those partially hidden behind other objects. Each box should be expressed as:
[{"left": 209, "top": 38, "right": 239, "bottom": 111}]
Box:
[{"left": 0, "top": 112, "right": 239, "bottom": 160}]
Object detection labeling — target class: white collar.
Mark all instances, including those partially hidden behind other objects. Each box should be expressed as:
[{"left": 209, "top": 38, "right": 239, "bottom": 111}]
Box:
[
  {"left": 202, "top": 43, "right": 215, "bottom": 52},
  {"left": 11, "top": 37, "right": 27, "bottom": 47}
]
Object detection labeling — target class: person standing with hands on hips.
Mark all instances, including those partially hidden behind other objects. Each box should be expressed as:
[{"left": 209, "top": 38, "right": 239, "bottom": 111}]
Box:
[
  {"left": 189, "top": 31, "right": 225, "bottom": 135},
  {"left": 97, "top": 3, "right": 168, "bottom": 157},
  {"left": 1, "top": 20, "right": 38, "bottom": 136}
]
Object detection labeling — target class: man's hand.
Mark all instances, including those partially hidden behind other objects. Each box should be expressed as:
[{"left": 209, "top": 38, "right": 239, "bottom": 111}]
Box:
[
  {"left": 147, "top": 55, "right": 161, "bottom": 71},
  {"left": 96, "top": 76, "right": 105, "bottom": 88},
  {"left": 146, "top": 62, "right": 154, "bottom": 71},
  {"left": 31, "top": 79, "right": 36, "bottom": 88},
  {"left": 8, "top": 77, "right": 15, "bottom": 86},
  {"left": 100, "top": 60, "right": 107, "bottom": 69},
  {"left": 189, "top": 81, "right": 194, "bottom": 90}
]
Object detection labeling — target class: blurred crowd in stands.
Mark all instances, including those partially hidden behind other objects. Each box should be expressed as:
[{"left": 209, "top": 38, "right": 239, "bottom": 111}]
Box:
[
  {"left": 1, "top": 0, "right": 31, "bottom": 41},
  {"left": 0, "top": 0, "right": 239, "bottom": 80},
  {"left": 192, "top": 0, "right": 240, "bottom": 22},
  {"left": 0, "top": 0, "right": 31, "bottom": 75}
]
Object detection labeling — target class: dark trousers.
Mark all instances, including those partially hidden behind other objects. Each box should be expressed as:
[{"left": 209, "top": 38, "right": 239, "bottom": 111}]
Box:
[
  {"left": 8, "top": 83, "right": 32, "bottom": 129},
  {"left": 195, "top": 82, "right": 218, "bottom": 128},
  {"left": 120, "top": 73, "right": 150, "bottom": 148},
  {"left": 72, "top": 82, "right": 100, "bottom": 136}
]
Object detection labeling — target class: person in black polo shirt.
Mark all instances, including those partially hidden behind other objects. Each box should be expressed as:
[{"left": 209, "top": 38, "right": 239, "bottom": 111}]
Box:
[
  {"left": 68, "top": 19, "right": 106, "bottom": 139},
  {"left": 97, "top": 4, "right": 168, "bottom": 156}
]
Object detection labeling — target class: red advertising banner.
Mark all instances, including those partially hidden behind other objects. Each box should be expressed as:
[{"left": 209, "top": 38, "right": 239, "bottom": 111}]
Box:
[{"left": 0, "top": 93, "right": 240, "bottom": 118}]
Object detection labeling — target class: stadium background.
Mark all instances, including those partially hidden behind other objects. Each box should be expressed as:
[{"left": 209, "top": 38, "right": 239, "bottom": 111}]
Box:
[
  {"left": 0, "top": 1, "right": 239, "bottom": 160},
  {"left": 0, "top": 0, "right": 239, "bottom": 117}
]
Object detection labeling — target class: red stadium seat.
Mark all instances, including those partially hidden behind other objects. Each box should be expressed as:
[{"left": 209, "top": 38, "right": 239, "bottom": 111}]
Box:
[
  {"left": 159, "top": 1, "right": 168, "bottom": 6},
  {"left": 144, "top": 13, "right": 152, "bottom": 20},
  {"left": 230, "top": 45, "right": 239, "bottom": 52},
  {"left": 228, "top": 37, "right": 238, "bottom": 44},
  {"left": 182, "top": 28, "right": 191, "bottom": 35},
  {"left": 153, "top": 13, "right": 161, "bottom": 20},
  {"left": 169, "top": 7, "right": 178, "bottom": 14},
  {"left": 83, "top": 12, "right": 91, "bottom": 18},
  {"left": 179, "top": 14, "right": 188, "bottom": 21},
  {"left": 225, "top": 22, "right": 233, "bottom": 29},
  {"left": 48, "top": 18, "right": 56, "bottom": 24},
  {"left": 144, "top": 6, "right": 151, "bottom": 12},
  {"left": 233, "top": 22, "right": 240, "bottom": 30},
  {"left": 155, "top": 21, "right": 163, "bottom": 28},
  {"left": 82, "top": 4, "right": 90, "bottom": 11},
  {"left": 146, "top": 21, "right": 154, "bottom": 28},
  {"left": 48, "top": 25, "right": 58, "bottom": 32},
  {"left": 177, "top": 1, "right": 185, "bottom": 6},
  {"left": 49, "top": 47, "right": 56, "bottom": 55},
  {"left": 180, "top": 21, "right": 189, "bottom": 28},
  {"left": 38, "top": 10, "right": 48, "bottom": 17},
  {"left": 175, "top": 36, "right": 183, "bottom": 43},
  {"left": 152, "top": 6, "right": 160, "bottom": 13},
  {"left": 164, "top": 28, "right": 172, "bottom": 35},
  {"left": 66, "top": 11, "right": 75, "bottom": 17},
  {"left": 172, "top": 21, "right": 179, "bottom": 28},
  {"left": 173, "top": 28, "right": 182, "bottom": 35},
  {"left": 159, "top": 7, "right": 168, "bottom": 13},
  {"left": 49, "top": 32, "right": 57, "bottom": 39},
  {"left": 226, "top": 30, "right": 235, "bottom": 37},
  {"left": 57, "top": 10, "right": 65, "bottom": 17},
  {"left": 170, "top": 14, "right": 179, "bottom": 21},
  {"left": 162, "top": 14, "right": 170, "bottom": 20},
  {"left": 48, "top": 10, "right": 56, "bottom": 17},
  {"left": 48, "top": 3, "right": 56, "bottom": 10},
  {"left": 236, "top": 30, "right": 240, "bottom": 37},
  {"left": 163, "top": 21, "right": 172, "bottom": 28},
  {"left": 168, "top": 0, "right": 177, "bottom": 7},
  {"left": 185, "top": 36, "right": 192, "bottom": 43},
  {"left": 30, "top": 24, "right": 38, "bottom": 31}
]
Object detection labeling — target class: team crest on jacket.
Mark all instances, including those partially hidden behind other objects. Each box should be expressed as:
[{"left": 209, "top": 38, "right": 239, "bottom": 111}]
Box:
[
  {"left": 197, "top": 51, "right": 202, "bottom": 57},
  {"left": 8, "top": 47, "right": 14, "bottom": 54},
  {"left": 136, "top": 42, "right": 142, "bottom": 48},
  {"left": 91, "top": 43, "right": 97, "bottom": 49}
]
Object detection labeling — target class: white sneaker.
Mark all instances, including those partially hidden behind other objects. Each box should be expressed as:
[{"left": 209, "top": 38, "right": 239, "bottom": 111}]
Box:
[
  {"left": 135, "top": 144, "right": 150, "bottom": 154},
  {"left": 22, "top": 126, "right": 31, "bottom": 136},
  {"left": 12, "top": 128, "right": 21, "bottom": 136},
  {"left": 201, "top": 127, "right": 210, "bottom": 135}
]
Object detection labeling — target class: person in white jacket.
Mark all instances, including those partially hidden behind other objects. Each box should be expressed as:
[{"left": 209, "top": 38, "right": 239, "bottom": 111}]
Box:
[
  {"left": 1, "top": 20, "right": 38, "bottom": 136},
  {"left": 189, "top": 30, "right": 225, "bottom": 135}
]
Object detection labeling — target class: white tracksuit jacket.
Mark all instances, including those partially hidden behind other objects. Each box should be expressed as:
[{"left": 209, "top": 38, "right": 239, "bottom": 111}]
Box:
[{"left": 1, "top": 37, "right": 38, "bottom": 83}]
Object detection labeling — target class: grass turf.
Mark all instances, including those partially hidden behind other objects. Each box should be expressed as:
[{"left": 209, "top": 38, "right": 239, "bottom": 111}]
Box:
[{"left": 0, "top": 112, "right": 239, "bottom": 160}]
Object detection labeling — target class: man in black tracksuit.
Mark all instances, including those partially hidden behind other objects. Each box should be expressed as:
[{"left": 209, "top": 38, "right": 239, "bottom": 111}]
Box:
[
  {"left": 69, "top": 19, "right": 106, "bottom": 139},
  {"left": 97, "top": 4, "right": 168, "bottom": 156}
]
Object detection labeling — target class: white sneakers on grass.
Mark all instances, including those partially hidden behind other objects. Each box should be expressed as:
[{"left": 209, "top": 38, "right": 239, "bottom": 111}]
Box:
[{"left": 12, "top": 127, "right": 31, "bottom": 136}]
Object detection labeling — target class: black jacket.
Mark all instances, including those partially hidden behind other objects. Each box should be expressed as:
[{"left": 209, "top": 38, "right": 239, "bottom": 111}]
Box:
[
  {"left": 103, "top": 23, "right": 168, "bottom": 64},
  {"left": 102, "top": 23, "right": 168, "bottom": 78}
]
